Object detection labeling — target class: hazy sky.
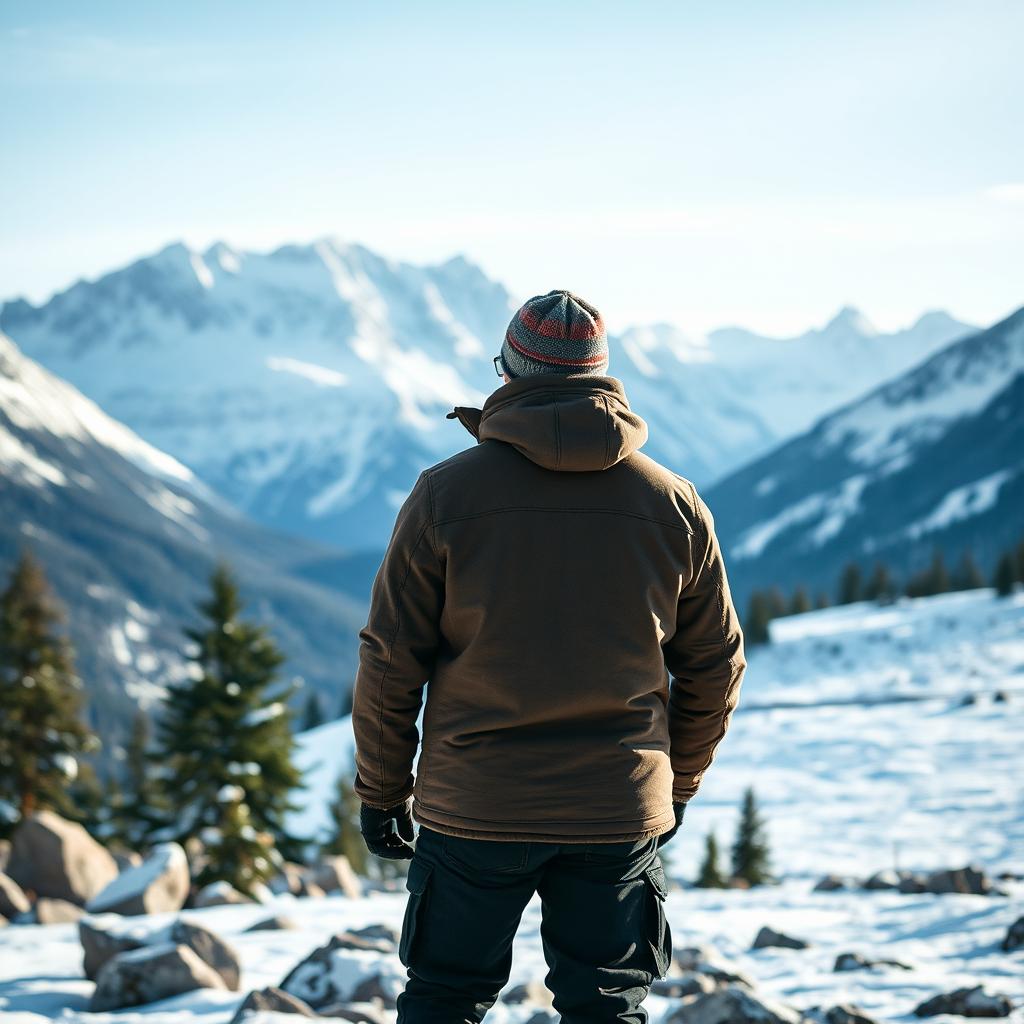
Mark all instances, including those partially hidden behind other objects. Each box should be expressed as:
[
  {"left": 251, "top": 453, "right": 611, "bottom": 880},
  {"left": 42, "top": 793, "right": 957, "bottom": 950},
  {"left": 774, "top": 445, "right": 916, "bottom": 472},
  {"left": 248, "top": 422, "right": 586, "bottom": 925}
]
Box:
[{"left": 2, "top": 1, "right": 1022, "bottom": 335}]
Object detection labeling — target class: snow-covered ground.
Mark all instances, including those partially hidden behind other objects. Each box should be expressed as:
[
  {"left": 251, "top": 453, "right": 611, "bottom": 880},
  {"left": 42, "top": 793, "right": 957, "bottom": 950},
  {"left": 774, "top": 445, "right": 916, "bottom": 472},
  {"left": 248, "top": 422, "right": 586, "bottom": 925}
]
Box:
[{"left": 2, "top": 589, "right": 1022, "bottom": 1021}]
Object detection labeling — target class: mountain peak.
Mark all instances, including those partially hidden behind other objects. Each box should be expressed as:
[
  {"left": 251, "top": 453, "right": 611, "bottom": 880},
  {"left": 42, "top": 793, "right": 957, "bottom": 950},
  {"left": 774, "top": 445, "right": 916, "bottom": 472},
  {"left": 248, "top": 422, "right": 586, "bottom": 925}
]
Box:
[{"left": 825, "top": 305, "right": 878, "bottom": 337}]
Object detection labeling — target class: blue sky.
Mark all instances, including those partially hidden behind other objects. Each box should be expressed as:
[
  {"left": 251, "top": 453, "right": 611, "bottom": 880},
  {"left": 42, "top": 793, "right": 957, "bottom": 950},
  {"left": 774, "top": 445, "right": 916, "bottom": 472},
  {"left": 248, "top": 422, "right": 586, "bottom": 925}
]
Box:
[{"left": 2, "top": 1, "right": 1022, "bottom": 334}]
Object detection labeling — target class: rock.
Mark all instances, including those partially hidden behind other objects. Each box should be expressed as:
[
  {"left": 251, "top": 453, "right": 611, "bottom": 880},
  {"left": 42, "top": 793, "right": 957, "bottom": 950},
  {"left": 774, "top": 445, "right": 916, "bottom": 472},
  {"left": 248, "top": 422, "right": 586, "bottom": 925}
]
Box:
[
  {"left": 959, "top": 692, "right": 977, "bottom": 707},
  {"left": 523, "top": 1013, "right": 558, "bottom": 1024},
  {"left": 36, "top": 896, "right": 86, "bottom": 923},
  {"left": 898, "top": 873, "right": 928, "bottom": 894},
  {"left": 664, "top": 987, "right": 804, "bottom": 1023},
  {"left": 913, "top": 984, "right": 1012, "bottom": 1018},
  {"left": 864, "top": 869, "right": 900, "bottom": 890},
  {"left": 79, "top": 916, "right": 148, "bottom": 979},
  {"left": 503, "top": 978, "right": 555, "bottom": 1006},
  {"left": 0, "top": 838, "right": 10, "bottom": 872},
  {"left": 87, "top": 843, "right": 189, "bottom": 916},
  {"left": 992, "top": 689, "right": 1009, "bottom": 703},
  {"left": 350, "top": 922, "right": 400, "bottom": 946},
  {"left": 6, "top": 810, "right": 118, "bottom": 905},
  {"left": 299, "top": 879, "right": 326, "bottom": 899},
  {"left": 1002, "top": 915, "right": 1024, "bottom": 952},
  {"left": 813, "top": 874, "right": 850, "bottom": 892},
  {"left": 672, "top": 945, "right": 754, "bottom": 988},
  {"left": 0, "top": 913, "right": 6, "bottom": 927},
  {"left": 269, "top": 862, "right": 307, "bottom": 896},
  {"left": 171, "top": 918, "right": 241, "bottom": 990},
  {"left": 834, "top": 951, "right": 912, "bottom": 972},
  {"left": 651, "top": 972, "right": 718, "bottom": 997},
  {"left": 246, "top": 914, "right": 299, "bottom": 932},
  {"left": 329, "top": 929, "right": 396, "bottom": 954},
  {"left": 349, "top": 970, "right": 403, "bottom": 1008},
  {"left": 113, "top": 850, "right": 143, "bottom": 872},
  {"left": 0, "top": 871, "right": 31, "bottom": 919},
  {"left": 318, "top": 1003, "right": 391, "bottom": 1023},
  {"left": 90, "top": 942, "right": 227, "bottom": 1011},
  {"left": 229, "top": 986, "right": 317, "bottom": 1023},
  {"left": 280, "top": 934, "right": 405, "bottom": 1011},
  {"left": 923, "top": 865, "right": 992, "bottom": 895},
  {"left": 309, "top": 855, "right": 362, "bottom": 898},
  {"left": 193, "top": 880, "right": 255, "bottom": 907},
  {"left": 826, "top": 1005, "right": 881, "bottom": 1024},
  {"left": 752, "top": 926, "right": 810, "bottom": 950}
]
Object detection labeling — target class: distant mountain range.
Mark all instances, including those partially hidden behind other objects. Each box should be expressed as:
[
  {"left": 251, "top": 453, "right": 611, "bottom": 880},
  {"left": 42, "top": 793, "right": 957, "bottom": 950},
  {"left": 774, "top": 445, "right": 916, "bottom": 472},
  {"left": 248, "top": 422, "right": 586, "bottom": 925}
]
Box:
[
  {"left": 706, "top": 306, "right": 1024, "bottom": 610},
  {"left": 0, "top": 330, "right": 366, "bottom": 750},
  {"left": 0, "top": 239, "right": 973, "bottom": 550}
]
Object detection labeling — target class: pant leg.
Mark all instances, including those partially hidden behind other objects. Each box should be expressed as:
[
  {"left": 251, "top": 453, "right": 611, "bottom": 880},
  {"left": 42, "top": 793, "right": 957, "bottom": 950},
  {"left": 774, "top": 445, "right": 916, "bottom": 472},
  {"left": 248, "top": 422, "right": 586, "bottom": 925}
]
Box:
[
  {"left": 536, "top": 836, "right": 672, "bottom": 1024},
  {"left": 396, "top": 825, "right": 551, "bottom": 1024}
]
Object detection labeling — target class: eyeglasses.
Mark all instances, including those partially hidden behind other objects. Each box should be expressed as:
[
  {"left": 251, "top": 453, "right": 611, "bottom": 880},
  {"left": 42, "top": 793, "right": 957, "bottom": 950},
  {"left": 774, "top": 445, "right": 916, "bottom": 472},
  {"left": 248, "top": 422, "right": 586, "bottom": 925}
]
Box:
[{"left": 493, "top": 355, "right": 506, "bottom": 378}]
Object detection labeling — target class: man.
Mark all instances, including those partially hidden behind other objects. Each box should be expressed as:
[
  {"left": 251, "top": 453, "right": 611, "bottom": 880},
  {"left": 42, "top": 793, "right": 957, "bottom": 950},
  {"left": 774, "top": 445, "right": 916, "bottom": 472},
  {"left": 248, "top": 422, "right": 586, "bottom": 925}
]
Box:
[{"left": 352, "top": 289, "right": 746, "bottom": 1023}]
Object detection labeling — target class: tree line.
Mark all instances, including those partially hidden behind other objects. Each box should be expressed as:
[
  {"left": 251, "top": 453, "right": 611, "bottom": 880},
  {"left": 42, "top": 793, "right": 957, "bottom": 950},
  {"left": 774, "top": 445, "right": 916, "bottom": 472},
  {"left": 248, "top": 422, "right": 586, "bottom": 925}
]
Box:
[{"left": 744, "top": 535, "right": 1024, "bottom": 645}]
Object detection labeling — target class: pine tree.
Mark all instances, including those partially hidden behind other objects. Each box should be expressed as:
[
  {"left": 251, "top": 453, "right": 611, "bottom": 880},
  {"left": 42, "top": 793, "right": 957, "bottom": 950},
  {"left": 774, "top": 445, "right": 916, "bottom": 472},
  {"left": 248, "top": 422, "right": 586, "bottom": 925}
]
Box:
[
  {"left": 196, "top": 783, "right": 280, "bottom": 897},
  {"left": 323, "top": 771, "right": 369, "bottom": 876},
  {"left": 1014, "top": 540, "right": 1024, "bottom": 583},
  {"left": 745, "top": 591, "right": 772, "bottom": 645},
  {"left": 151, "top": 563, "right": 306, "bottom": 867},
  {"left": 109, "top": 711, "right": 166, "bottom": 852},
  {"left": 814, "top": 591, "right": 830, "bottom": 611},
  {"left": 994, "top": 553, "right": 1016, "bottom": 597},
  {"left": 695, "top": 830, "right": 727, "bottom": 888},
  {"left": 301, "top": 690, "right": 324, "bottom": 732},
  {"left": 864, "top": 562, "right": 894, "bottom": 602},
  {"left": 767, "top": 587, "right": 787, "bottom": 620},
  {"left": 731, "top": 786, "right": 772, "bottom": 886},
  {"left": 838, "top": 563, "right": 862, "bottom": 605},
  {"left": 0, "top": 551, "right": 97, "bottom": 823},
  {"left": 952, "top": 551, "right": 985, "bottom": 592},
  {"left": 926, "top": 550, "right": 950, "bottom": 595},
  {"left": 788, "top": 587, "right": 811, "bottom": 617}
]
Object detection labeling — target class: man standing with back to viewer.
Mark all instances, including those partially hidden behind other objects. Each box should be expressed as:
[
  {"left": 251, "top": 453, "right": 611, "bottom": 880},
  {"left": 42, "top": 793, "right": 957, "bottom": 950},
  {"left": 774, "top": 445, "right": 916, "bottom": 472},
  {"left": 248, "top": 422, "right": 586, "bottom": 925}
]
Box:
[{"left": 352, "top": 289, "right": 747, "bottom": 1023}]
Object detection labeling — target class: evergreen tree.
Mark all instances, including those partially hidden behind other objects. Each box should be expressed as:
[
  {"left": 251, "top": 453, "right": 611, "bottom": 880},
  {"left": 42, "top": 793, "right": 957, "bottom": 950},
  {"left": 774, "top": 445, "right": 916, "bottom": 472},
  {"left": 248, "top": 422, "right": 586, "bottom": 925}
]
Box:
[
  {"left": 767, "top": 587, "right": 787, "bottom": 620},
  {"left": 788, "top": 587, "right": 811, "bottom": 617},
  {"left": 838, "top": 563, "right": 862, "bottom": 605},
  {"left": 196, "top": 783, "right": 280, "bottom": 897},
  {"left": 814, "top": 591, "right": 831, "bottom": 611},
  {"left": 323, "top": 771, "right": 369, "bottom": 876},
  {"left": 151, "top": 563, "right": 306, "bottom": 866},
  {"left": 745, "top": 591, "right": 772, "bottom": 646},
  {"left": 952, "top": 550, "right": 985, "bottom": 592},
  {"left": 301, "top": 690, "right": 324, "bottom": 732},
  {"left": 864, "top": 562, "right": 895, "bottom": 602},
  {"left": 1015, "top": 540, "right": 1024, "bottom": 583},
  {"left": 109, "top": 711, "right": 166, "bottom": 851},
  {"left": 926, "top": 550, "right": 950, "bottom": 595},
  {"left": 0, "top": 551, "right": 97, "bottom": 822},
  {"left": 695, "top": 830, "right": 727, "bottom": 888},
  {"left": 994, "top": 553, "right": 1016, "bottom": 597},
  {"left": 731, "top": 786, "right": 772, "bottom": 886}
]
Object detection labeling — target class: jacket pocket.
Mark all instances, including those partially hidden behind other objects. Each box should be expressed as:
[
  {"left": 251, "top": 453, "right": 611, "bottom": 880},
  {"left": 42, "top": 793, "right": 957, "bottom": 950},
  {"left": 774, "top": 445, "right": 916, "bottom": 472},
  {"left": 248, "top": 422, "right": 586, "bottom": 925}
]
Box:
[
  {"left": 642, "top": 857, "right": 672, "bottom": 978},
  {"left": 399, "top": 857, "right": 434, "bottom": 967}
]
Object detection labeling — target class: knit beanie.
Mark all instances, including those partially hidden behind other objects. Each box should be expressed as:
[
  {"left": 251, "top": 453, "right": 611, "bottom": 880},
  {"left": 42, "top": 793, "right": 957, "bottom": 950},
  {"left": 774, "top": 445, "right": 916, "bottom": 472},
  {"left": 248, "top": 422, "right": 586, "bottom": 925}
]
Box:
[{"left": 501, "top": 289, "right": 609, "bottom": 378}]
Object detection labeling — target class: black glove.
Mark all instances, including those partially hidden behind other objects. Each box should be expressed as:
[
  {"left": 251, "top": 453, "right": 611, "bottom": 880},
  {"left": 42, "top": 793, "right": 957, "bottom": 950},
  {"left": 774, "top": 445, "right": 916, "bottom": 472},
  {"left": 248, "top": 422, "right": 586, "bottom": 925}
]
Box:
[
  {"left": 656, "top": 801, "right": 687, "bottom": 849},
  {"left": 359, "top": 797, "right": 416, "bottom": 859}
]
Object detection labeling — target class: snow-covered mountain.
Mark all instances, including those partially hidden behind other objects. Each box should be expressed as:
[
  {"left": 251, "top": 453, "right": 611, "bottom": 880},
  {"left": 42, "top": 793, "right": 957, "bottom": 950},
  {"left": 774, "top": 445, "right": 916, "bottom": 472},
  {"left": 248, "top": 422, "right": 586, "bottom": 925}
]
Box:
[
  {"left": 0, "top": 239, "right": 972, "bottom": 550},
  {"left": 706, "top": 306, "right": 1024, "bottom": 608},
  {"left": 0, "top": 330, "right": 366, "bottom": 749}
]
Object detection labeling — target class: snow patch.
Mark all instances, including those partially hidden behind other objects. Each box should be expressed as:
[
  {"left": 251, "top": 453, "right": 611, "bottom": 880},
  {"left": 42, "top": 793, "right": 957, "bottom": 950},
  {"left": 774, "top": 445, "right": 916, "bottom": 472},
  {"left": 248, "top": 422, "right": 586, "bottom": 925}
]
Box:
[
  {"left": 267, "top": 356, "right": 348, "bottom": 388},
  {"left": 906, "top": 469, "right": 1014, "bottom": 539}
]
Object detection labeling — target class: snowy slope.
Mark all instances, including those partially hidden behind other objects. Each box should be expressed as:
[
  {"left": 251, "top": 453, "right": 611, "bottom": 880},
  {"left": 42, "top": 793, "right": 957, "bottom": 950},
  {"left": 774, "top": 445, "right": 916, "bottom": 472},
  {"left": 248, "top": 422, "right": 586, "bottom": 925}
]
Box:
[
  {"left": 0, "top": 330, "right": 366, "bottom": 750},
  {"left": 706, "top": 306, "right": 1024, "bottom": 608},
  {"left": 3, "top": 589, "right": 1021, "bottom": 1022},
  {"left": 1, "top": 240, "right": 972, "bottom": 549}
]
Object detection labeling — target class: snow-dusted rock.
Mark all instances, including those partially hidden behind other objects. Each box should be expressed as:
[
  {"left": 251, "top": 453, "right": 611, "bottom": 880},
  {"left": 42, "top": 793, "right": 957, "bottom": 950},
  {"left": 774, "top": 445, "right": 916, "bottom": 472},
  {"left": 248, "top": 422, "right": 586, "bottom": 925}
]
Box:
[
  {"left": 229, "top": 986, "right": 317, "bottom": 1023},
  {"left": 280, "top": 933, "right": 404, "bottom": 1011},
  {"left": 319, "top": 1000, "right": 392, "bottom": 1022},
  {"left": 863, "top": 869, "right": 901, "bottom": 891},
  {"left": 6, "top": 810, "right": 118, "bottom": 905},
  {"left": 35, "top": 897, "right": 85, "bottom": 923},
  {"left": 90, "top": 942, "right": 227, "bottom": 1011},
  {"left": 664, "top": 987, "right": 805, "bottom": 1023},
  {"left": 347, "top": 970, "right": 404, "bottom": 1008},
  {"left": 503, "top": 978, "right": 554, "bottom": 1006},
  {"left": 834, "top": 951, "right": 912, "bottom": 972},
  {"left": 1002, "top": 915, "right": 1024, "bottom": 952},
  {"left": 913, "top": 984, "right": 1012, "bottom": 1018},
  {"left": 923, "top": 865, "right": 992, "bottom": 895},
  {"left": 87, "top": 842, "right": 189, "bottom": 916},
  {"left": 79, "top": 915, "right": 149, "bottom": 979},
  {"left": 752, "top": 926, "right": 810, "bottom": 950},
  {"left": 193, "top": 880, "right": 256, "bottom": 907},
  {"left": 329, "top": 929, "right": 396, "bottom": 954},
  {"left": 0, "top": 871, "right": 30, "bottom": 919},
  {"left": 651, "top": 972, "right": 718, "bottom": 997},
  {"left": 309, "top": 855, "right": 362, "bottom": 898},
  {"left": 898, "top": 873, "right": 928, "bottom": 894},
  {"left": 171, "top": 918, "right": 241, "bottom": 990},
  {"left": 269, "top": 863, "right": 307, "bottom": 896},
  {"left": 246, "top": 914, "right": 299, "bottom": 932},
  {"left": 673, "top": 945, "right": 754, "bottom": 988},
  {"left": 825, "top": 1006, "right": 880, "bottom": 1024},
  {"left": 813, "top": 874, "right": 852, "bottom": 892}
]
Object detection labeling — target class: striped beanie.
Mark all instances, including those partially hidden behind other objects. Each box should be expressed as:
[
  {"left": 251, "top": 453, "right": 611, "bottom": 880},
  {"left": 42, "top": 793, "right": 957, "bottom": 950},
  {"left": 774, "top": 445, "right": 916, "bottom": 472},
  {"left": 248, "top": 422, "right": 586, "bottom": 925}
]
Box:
[{"left": 501, "top": 289, "right": 609, "bottom": 378}]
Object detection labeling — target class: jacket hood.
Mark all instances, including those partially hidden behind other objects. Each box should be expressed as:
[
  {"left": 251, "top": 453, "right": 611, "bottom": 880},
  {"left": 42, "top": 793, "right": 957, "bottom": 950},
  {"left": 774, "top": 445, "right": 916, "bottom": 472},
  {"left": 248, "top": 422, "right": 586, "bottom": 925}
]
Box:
[{"left": 446, "top": 373, "right": 648, "bottom": 472}]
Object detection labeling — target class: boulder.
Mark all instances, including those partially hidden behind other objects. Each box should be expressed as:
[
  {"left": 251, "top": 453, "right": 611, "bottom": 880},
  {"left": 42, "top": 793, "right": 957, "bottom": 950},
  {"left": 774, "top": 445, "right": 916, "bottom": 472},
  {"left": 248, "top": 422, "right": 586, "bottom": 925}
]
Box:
[
  {"left": 280, "top": 934, "right": 404, "bottom": 1011},
  {"left": 673, "top": 945, "right": 753, "bottom": 988},
  {"left": 113, "top": 850, "right": 143, "bottom": 872},
  {"left": 269, "top": 862, "right": 307, "bottom": 896},
  {"left": 349, "top": 970, "right": 403, "bottom": 1008},
  {"left": 651, "top": 972, "right": 718, "bottom": 997},
  {"left": 193, "top": 880, "right": 255, "bottom": 907},
  {"left": 503, "top": 978, "right": 555, "bottom": 1006},
  {"left": 171, "top": 918, "right": 242, "bottom": 990},
  {"left": 664, "top": 987, "right": 804, "bottom": 1023},
  {"left": 90, "top": 942, "right": 227, "bottom": 1011},
  {"left": 826, "top": 1005, "right": 881, "bottom": 1024},
  {"left": 79, "top": 915, "right": 147, "bottom": 979},
  {"left": 752, "top": 926, "right": 810, "bottom": 950},
  {"left": 1001, "top": 915, "right": 1024, "bottom": 952},
  {"left": 923, "top": 865, "right": 992, "bottom": 895},
  {"left": 913, "top": 984, "right": 1012, "bottom": 1018},
  {"left": 834, "top": 951, "right": 912, "bottom": 972},
  {"left": 36, "top": 896, "right": 85, "bottom": 923},
  {"left": 246, "top": 914, "right": 299, "bottom": 932},
  {"left": 350, "top": 922, "right": 399, "bottom": 946},
  {"left": 0, "top": 871, "right": 31, "bottom": 919},
  {"left": 992, "top": 689, "right": 1009, "bottom": 703},
  {"left": 813, "top": 874, "right": 850, "bottom": 892},
  {"left": 898, "top": 873, "right": 928, "bottom": 894},
  {"left": 229, "top": 986, "right": 317, "bottom": 1023},
  {"left": 309, "top": 855, "right": 362, "bottom": 898},
  {"left": 318, "top": 1003, "right": 391, "bottom": 1023},
  {"left": 863, "top": 869, "right": 900, "bottom": 891},
  {"left": 87, "top": 843, "right": 189, "bottom": 916},
  {"left": 328, "top": 929, "right": 396, "bottom": 954},
  {"left": 6, "top": 810, "right": 118, "bottom": 905}
]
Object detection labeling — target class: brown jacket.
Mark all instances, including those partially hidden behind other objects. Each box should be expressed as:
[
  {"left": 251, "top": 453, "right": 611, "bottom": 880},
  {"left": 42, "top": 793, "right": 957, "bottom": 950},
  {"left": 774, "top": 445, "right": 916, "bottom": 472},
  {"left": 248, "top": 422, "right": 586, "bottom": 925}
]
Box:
[{"left": 352, "top": 373, "right": 746, "bottom": 842}]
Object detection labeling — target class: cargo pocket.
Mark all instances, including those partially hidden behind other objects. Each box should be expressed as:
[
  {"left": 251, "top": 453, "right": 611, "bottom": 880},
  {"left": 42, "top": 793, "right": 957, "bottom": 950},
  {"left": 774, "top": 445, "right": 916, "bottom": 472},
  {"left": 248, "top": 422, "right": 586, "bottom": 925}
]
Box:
[
  {"left": 642, "top": 857, "right": 672, "bottom": 978},
  {"left": 398, "top": 857, "right": 433, "bottom": 967}
]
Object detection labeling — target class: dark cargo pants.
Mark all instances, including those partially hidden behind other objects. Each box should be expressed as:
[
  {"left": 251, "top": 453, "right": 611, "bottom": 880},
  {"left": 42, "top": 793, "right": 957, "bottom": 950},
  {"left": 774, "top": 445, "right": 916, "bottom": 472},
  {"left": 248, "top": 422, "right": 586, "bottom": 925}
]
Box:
[{"left": 395, "top": 823, "right": 673, "bottom": 1023}]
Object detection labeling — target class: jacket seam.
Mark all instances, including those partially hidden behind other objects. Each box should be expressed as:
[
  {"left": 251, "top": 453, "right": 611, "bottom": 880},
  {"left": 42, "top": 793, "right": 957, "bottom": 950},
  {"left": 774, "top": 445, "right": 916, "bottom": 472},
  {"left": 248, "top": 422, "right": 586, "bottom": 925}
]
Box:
[
  {"left": 435, "top": 506, "right": 694, "bottom": 534},
  {"left": 374, "top": 518, "right": 430, "bottom": 807},
  {"left": 602, "top": 394, "right": 611, "bottom": 468},
  {"left": 424, "top": 471, "right": 440, "bottom": 561}
]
